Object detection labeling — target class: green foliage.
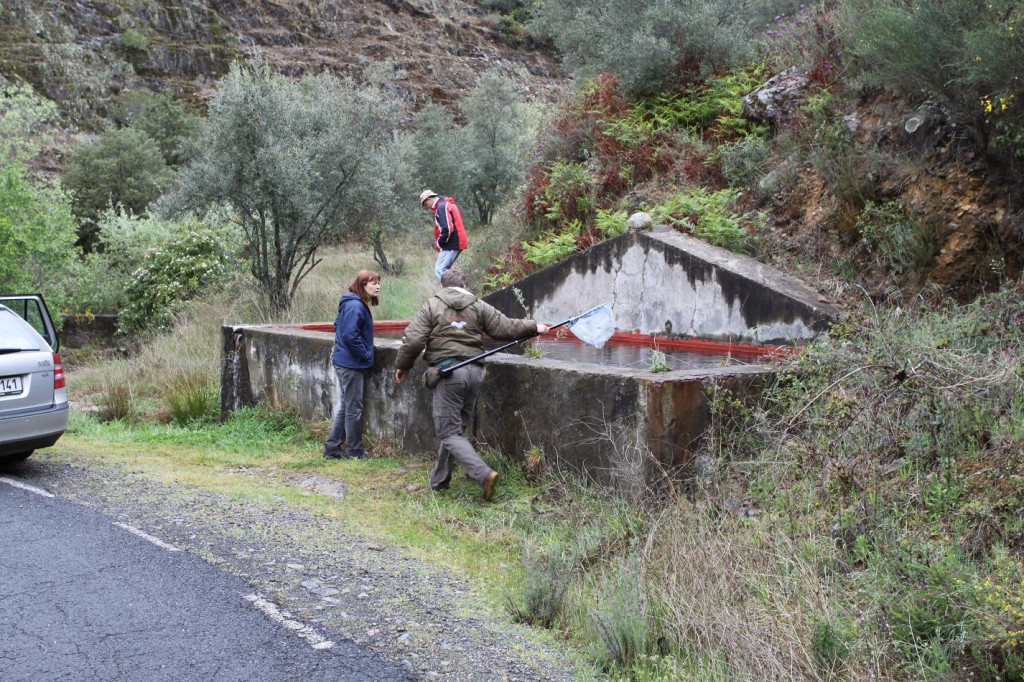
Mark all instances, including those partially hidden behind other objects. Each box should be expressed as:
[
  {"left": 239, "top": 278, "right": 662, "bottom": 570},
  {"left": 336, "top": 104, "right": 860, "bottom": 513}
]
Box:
[
  {"left": 595, "top": 208, "right": 629, "bottom": 238},
  {"left": 844, "top": 0, "right": 1024, "bottom": 153},
  {"left": 410, "top": 103, "right": 462, "bottom": 206},
  {"left": 63, "top": 126, "right": 173, "bottom": 239},
  {"left": 650, "top": 188, "right": 761, "bottom": 252},
  {"left": 696, "top": 283, "right": 1024, "bottom": 677},
  {"left": 810, "top": 616, "right": 855, "bottom": 677},
  {"left": 112, "top": 90, "right": 202, "bottom": 166},
  {"left": 117, "top": 28, "right": 149, "bottom": 53},
  {"left": 508, "top": 536, "right": 577, "bottom": 628},
  {"left": 803, "top": 92, "right": 892, "bottom": 205},
  {"left": 647, "top": 349, "right": 669, "bottom": 373},
  {"left": 0, "top": 82, "right": 80, "bottom": 309},
  {"left": 98, "top": 362, "right": 137, "bottom": 423},
  {"left": 69, "top": 208, "right": 241, "bottom": 315},
  {"left": 169, "top": 63, "right": 404, "bottom": 313},
  {"left": 591, "top": 553, "right": 655, "bottom": 670},
  {"left": 635, "top": 65, "right": 770, "bottom": 136},
  {"left": 522, "top": 225, "right": 580, "bottom": 268},
  {"left": 855, "top": 200, "right": 942, "bottom": 275},
  {"left": 529, "top": 0, "right": 795, "bottom": 95},
  {"left": 715, "top": 134, "right": 771, "bottom": 188},
  {"left": 0, "top": 82, "right": 58, "bottom": 166},
  {"left": 0, "top": 164, "right": 80, "bottom": 310},
  {"left": 166, "top": 369, "right": 220, "bottom": 425},
  {"left": 541, "top": 160, "right": 597, "bottom": 225},
  {"left": 460, "top": 69, "right": 542, "bottom": 225},
  {"left": 480, "top": 0, "right": 527, "bottom": 14},
  {"left": 411, "top": 70, "right": 541, "bottom": 225},
  {"left": 118, "top": 226, "right": 236, "bottom": 335}
]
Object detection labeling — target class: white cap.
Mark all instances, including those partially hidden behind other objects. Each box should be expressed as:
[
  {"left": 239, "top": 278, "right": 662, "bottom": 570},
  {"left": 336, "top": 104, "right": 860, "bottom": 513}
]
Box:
[{"left": 419, "top": 189, "right": 438, "bottom": 204}]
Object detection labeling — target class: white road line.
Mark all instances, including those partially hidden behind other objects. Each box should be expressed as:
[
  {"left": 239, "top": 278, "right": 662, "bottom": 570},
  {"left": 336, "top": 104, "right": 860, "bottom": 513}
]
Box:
[
  {"left": 0, "top": 476, "right": 55, "bottom": 498},
  {"left": 244, "top": 594, "right": 336, "bottom": 650},
  {"left": 113, "top": 522, "right": 181, "bottom": 552}
]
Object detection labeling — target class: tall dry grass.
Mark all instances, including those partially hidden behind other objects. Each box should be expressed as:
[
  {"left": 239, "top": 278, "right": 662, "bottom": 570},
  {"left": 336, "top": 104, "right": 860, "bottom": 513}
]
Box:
[
  {"left": 649, "top": 509, "right": 881, "bottom": 681},
  {"left": 73, "top": 239, "right": 438, "bottom": 420}
]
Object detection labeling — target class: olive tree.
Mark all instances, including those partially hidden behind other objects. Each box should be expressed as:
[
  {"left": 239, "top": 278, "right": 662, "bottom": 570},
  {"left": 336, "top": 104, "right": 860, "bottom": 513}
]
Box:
[
  {"left": 170, "top": 63, "right": 404, "bottom": 313},
  {"left": 529, "top": 0, "right": 800, "bottom": 94},
  {"left": 460, "top": 70, "right": 541, "bottom": 225},
  {"left": 411, "top": 70, "right": 540, "bottom": 225}
]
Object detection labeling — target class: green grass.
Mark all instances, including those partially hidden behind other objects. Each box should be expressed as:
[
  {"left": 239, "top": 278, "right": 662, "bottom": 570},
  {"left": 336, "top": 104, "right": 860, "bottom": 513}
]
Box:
[{"left": 63, "top": 407, "right": 553, "bottom": 603}]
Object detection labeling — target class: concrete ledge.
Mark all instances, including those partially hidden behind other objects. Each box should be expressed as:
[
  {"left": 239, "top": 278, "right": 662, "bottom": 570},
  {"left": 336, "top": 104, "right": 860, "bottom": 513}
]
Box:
[{"left": 222, "top": 324, "right": 774, "bottom": 493}]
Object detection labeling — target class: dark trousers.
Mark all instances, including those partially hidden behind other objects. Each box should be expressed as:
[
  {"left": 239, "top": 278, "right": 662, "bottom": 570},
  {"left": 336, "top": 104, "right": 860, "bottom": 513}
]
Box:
[
  {"left": 324, "top": 366, "right": 367, "bottom": 458},
  {"left": 429, "top": 364, "right": 491, "bottom": 489}
]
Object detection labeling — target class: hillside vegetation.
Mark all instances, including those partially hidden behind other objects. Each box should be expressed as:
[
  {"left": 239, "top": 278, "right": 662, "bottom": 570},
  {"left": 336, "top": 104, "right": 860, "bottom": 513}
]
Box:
[{"left": 2, "top": 0, "right": 1024, "bottom": 680}]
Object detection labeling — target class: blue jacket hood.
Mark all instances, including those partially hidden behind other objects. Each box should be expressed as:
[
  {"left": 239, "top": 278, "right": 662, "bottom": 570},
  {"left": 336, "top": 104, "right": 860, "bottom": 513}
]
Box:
[{"left": 332, "top": 292, "right": 374, "bottom": 370}]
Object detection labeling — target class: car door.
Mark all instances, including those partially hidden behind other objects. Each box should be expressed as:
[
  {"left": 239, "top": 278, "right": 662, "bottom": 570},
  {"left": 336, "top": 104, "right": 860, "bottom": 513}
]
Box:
[
  {"left": 0, "top": 308, "right": 57, "bottom": 415},
  {"left": 0, "top": 294, "right": 59, "bottom": 352}
]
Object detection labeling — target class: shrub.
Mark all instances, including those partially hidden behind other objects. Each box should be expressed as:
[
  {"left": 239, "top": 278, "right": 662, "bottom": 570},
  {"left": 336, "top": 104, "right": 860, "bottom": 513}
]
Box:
[
  {"left": 0, "top": 82, "right": 58, "bottom": 165},
  {"left": 68, "top": 208, "right": 186, "bottom": 314},
  {"left": 508, "top": 536, "right": 577, "bottom": 628},
  {"left": 0, "top": 83, "right": 80, "bottom": 309},
  {"left": 590, "top": 553, "right": 655, "bottom": 670},
  {"left": 795, "top": 92, "right": 896, "bottom": 208},
  {"left": 855, "top": 200, "right": 942, "bottom": 275},
  {"left": 118, "top": 225, "right": 236, "bottom": 335},
  {"left": 522, "top": 227, "right": 581, "bottom": 268},
  {"left": 843, "top": 0, "right": 1024, "bottom": 154},
  {"left": 117, "top": 28, "right": 149, "bottom": 53},
  {"left": 529, "top": 0, "right": 791, "bottom": 95},
  {"left": 112, "top": 90, "right": 202, "bottom": 166},
  {"left": 810, "top": 616, "right": 855, "bottom": 678},
  {"left": 0, "top": 164, "right": 80, "bottom": 311},
  {"left": 715, "top": 134, "right": 771, "bottom": 189},
  {"left": 650, "top": 188, "right": 761, "bottom": 252},
  {"left": 166, "top": 369, "right": 219, "bottom": 425},
  {"left": 63, "top": 127, "right": 173, "bottom": 243}
]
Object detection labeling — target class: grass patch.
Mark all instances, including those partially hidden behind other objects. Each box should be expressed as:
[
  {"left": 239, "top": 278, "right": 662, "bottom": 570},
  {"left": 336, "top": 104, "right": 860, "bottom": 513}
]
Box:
[{"left": 63, "top": 408, "right": 555, "bottom": 605}]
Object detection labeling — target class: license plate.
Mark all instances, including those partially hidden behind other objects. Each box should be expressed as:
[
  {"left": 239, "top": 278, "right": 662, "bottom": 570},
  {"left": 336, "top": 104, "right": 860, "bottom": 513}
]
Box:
[{"left": 0, "top": 375, "right": 23, "bottom": 396}]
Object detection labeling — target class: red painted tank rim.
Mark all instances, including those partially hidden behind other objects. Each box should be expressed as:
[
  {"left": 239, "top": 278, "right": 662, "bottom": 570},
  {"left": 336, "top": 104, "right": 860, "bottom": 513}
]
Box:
[{"left": 294, "top": 321, "right": 793, "bottom": 359}]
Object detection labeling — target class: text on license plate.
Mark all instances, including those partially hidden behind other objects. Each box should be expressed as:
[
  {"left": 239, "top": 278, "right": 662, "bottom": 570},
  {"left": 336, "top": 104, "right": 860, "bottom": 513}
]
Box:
[{"left": 0, "top": 375, "right": 24, "bottom": 396}]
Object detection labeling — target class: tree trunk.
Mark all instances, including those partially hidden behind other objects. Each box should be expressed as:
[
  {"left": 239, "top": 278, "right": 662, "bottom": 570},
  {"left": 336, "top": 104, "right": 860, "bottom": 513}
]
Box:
[{"left": 372, "top": 229, "right": 398, "bottom": 275}]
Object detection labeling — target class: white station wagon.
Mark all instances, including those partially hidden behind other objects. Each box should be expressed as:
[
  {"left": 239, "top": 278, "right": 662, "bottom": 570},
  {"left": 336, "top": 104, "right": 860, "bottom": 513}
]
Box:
[{"left": 0, "top": 295, "right": 68, "bottom": 463}]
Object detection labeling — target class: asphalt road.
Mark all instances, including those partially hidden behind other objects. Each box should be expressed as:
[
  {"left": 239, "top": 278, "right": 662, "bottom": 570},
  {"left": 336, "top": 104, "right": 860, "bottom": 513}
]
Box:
[{"left": 0, "top": 474, "right": 412, "bottom": 682}]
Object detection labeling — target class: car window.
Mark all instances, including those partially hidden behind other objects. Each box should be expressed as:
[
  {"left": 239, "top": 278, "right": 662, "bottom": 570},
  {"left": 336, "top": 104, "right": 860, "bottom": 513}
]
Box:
[
  {"left": 0, "top": 295, "right": 58, "bottom": 351},
  {"left": 0, "top": 310, "right": 43, "bottom": 352}
]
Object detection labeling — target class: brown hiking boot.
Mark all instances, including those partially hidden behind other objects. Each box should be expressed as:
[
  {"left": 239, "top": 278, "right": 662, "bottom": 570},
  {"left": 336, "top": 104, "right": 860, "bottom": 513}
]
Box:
[{"left": 483, "top": 470, "right": 499, "bottom": 502}]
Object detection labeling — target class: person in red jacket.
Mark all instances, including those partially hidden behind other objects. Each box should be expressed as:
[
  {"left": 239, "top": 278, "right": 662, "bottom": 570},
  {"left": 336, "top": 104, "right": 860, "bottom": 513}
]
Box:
[{"left": 420, "top": 190, "right": 468, "bottom": 281}]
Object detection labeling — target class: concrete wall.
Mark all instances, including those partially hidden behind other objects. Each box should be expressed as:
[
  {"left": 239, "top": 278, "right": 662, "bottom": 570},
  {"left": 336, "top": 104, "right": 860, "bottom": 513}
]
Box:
[
  {"left": 221, "top": 324, "right": 772, "bottom": 494},
  {"left": 485, "top": 228, "right": 839, "bottom": 345}
]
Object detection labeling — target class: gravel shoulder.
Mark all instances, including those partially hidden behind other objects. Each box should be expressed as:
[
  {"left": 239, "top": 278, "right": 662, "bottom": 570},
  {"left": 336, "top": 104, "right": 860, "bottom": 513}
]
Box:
[{"left": 17, "top": 450, "right": 585, "bottom": 682}]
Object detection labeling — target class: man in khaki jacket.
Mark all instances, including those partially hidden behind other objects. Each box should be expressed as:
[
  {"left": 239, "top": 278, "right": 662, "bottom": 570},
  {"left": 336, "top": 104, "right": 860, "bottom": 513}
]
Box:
[{"left": 394, "top": 270, "right": 549, "bottom": 501}]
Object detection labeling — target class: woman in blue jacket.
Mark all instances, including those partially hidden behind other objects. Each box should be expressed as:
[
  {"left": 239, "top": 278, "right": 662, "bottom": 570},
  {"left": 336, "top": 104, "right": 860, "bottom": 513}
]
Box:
[{"left": 324, "top": 269, "right": 380, "bottom": 459}]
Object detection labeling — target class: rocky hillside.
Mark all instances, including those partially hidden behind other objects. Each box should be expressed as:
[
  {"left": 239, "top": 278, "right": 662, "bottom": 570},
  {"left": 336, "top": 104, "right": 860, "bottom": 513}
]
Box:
[{"left": 0, "top": 0, "right": 566, "bottom": 125}]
